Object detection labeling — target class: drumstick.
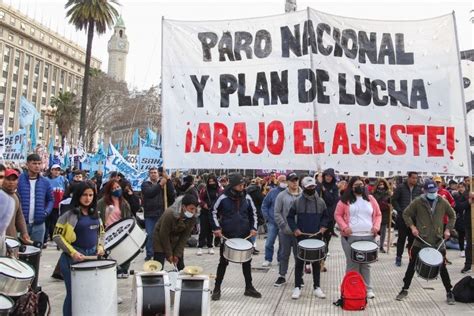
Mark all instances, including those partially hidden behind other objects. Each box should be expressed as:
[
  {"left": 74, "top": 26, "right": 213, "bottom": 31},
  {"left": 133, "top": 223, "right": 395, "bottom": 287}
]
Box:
[
  {"left": 436, "top": 239, "right": 445, "bottom": 251},
  {"left": 82, "top": 255, "right": 99, "bottom": 260},
  {"left": 300, "top": 232, "right": 322, "bottom": 237},
  {"left": 416, "top": 236, "right": 433, "bottom": 247}
]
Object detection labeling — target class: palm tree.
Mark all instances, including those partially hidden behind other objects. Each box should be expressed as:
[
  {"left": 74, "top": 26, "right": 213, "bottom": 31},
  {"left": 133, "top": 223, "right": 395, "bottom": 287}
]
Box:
[
  {"left": 65, "top": 0, "right": 120, "bottom": 140},
  {"left": 51, "top": 91, "right": 80, "bottom": 147}
]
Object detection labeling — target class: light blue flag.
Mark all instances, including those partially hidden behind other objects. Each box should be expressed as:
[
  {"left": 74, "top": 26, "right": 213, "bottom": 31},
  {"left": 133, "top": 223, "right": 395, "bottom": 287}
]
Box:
[
  {"left": 132, "top": 129, "right": 139, "bottom": 148},
  {"left": 146, "top": 128, "right": 157, "bottom": 146},
  {"left": 20, "top": 96, "right": 40, "bottom": 128},
  {"left": 115, "top": 142, "right": 121, "bottom": 151},
  {"left": 123, "top": 146, "right": 128, "bottom": 158},
  {"left": 29, "top": 120, "right": 37, "bottom": 150}
]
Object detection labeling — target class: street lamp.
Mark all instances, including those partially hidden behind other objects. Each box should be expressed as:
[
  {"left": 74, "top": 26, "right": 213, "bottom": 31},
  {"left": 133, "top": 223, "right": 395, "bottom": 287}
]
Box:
[{"left": 44, "top": 105, "right": 57, "bottom": 146}]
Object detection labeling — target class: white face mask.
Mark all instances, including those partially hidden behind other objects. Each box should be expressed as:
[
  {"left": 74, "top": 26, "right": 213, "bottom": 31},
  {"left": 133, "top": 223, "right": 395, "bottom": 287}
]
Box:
[
  {"left": 279, "top": 183, "right": 288, "bottom": 189},
  {"left": 426, "top": 192, "right": 438, "bottom": 200},
  {"left": 184, "top": 211, "right": 194, "bottom": 218}
]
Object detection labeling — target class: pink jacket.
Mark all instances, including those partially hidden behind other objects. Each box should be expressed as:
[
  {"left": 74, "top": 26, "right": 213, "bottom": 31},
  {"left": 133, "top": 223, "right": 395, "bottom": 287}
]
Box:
[{"left": 334, "top": 195, "right": 382, "bottom": 236}]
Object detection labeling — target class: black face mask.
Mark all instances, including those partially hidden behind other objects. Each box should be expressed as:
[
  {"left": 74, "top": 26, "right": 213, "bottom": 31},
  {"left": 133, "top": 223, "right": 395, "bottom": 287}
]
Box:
[
  {"left": 304, "top": 188, "right": 316, "bottom": 196},
  {"left": 230, "top": 189, "right": 245, "bottom": 198},
  {"left": 353, "top": 186, "right": 365, "bottom": 195},
  {"left": 376, "top": 187, "right": 386, "bottom": 192},
  {"left": 208, "top": 183, "right": 218, "bottom": 189}
]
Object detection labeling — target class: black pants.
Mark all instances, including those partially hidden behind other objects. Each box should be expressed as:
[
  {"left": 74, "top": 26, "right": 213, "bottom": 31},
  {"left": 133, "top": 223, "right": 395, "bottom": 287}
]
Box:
[
  {"left": 44, "top": 208, "right": 59, "bottom": 243},
  {"left": 214, "top": 243, "right": 252, "bottom": 289},
  {"left": 458, "top": 230, "right": 466, "bottom": 251},
  {"left": 322, "top": 221, "right": 334, "bottom": 252},
  {"left": 154, "top": 252, "right": 185, "bottom": 271},
  {"left": 198, "top": 209, "right": 213, "bottom": 248},
  {"left": 402, "top": 245, "right": 452, "bottom": 291},
  {"left": 465, "top": 227, "right": 472, "bottom": 266},
  {"left": 396, "top": 218, "right": 414, "bottom": 258},
  {"left": 295, "top": 236, "right": 321, "bottom": 289}
]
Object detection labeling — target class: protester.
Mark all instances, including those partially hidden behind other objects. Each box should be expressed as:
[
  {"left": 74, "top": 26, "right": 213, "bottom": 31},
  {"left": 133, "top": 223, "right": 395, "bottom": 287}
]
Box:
[
  {"left": 178, "top": 174, "right": 199, "bottom": 199},
  {"left": 45, "top": 164, "right": 68, "bottom": 245},
  {"left": 316, "top": 168, "right": 340, "bottom": 254},
  {"left": 153, "top": 194, "right": 199, "bottom": 270},
  {"left": 64, "top": 169, "right": 85, "bottom": 198},
  {"left": 197, "top": 174, "right": 222, "bottom": 256},
  {"left": 121, "top": 180, "right": 141, "bottom": 217},
  {"left": 371, "top": 178, "right": 392, "bottom": 253},
  {"left": 18, "top": 154, "right": 54, "bottom": 245},
  {"left": 141, "top": 167, "right": 175, "bottom": 260}
]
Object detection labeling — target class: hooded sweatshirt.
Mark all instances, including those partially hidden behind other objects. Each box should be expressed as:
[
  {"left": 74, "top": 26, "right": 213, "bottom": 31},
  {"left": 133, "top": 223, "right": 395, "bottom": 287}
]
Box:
[
  {"left": 274, "top": 187, "right": 303, "bottom": 235},
  {"left": 261, "top": 186, "right": 286, "bottom": 225},
  {"left": 316, "top": 168, "right": 340, "bottom": 222},
  {"left": 287, "top": 191, "right": 329, "bottom": 234}
]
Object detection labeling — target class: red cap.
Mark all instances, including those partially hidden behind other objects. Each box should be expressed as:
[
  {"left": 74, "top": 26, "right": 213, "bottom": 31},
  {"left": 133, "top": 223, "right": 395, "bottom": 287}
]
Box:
[{"left": 5, "top": 169, "right": 19, "bottom": 178}]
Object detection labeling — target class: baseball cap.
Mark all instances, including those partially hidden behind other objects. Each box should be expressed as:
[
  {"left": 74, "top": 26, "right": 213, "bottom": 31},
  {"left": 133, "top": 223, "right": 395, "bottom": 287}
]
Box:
[
  {"left": 287, "top": 172, "right": 299, "bottom": 181},
  {"left": 5, "top": 169, "right": 19, "bottom": 178},
  {"left": 432, "top": 175, "right": 442, "bottom": 183},
  {"left": 51, "top": 164, "right": 61, "bottom": 170},
  {"left": 301, "top": 176, "right": 316, "bottom": 188},
  {"left": 423, "top": 179, "right": 438, "bottom": 193}
]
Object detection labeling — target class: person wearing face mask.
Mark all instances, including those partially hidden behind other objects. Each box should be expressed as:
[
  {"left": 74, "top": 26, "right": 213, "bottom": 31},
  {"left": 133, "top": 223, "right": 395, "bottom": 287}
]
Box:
[
  {"left": 211, "top": 173, "right": 261, "bottom": 301},
  {"left": 153, "top": 194, "right": 200, "bottom": 270},
  {"left": 261, "top": 175, "right": 287, "bottom": 267},
  {"left": 396, "top": 179, "right": 456, "bottom": 304},
  {"left": 197, "top": 174, "right": 223, "bottom": 256},
  {"left": 371, "top": 178, "right": 392, "bottom": 253},
  {"left": 335, "top": 176, "right": 382, "bottom": 299},
  {"left": 287, "top": 177, "right": 330, "bottom": 300},
  {"left": 96, "top": 179, "right": 132, "bottom": 278}
]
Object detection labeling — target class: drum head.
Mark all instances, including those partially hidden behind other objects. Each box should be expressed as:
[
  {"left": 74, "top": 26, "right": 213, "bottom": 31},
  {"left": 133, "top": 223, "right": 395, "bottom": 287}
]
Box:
[
  {"left": 104, "top": 218, "right": 135, "bottom": 248},
  {"left": 298, "top": 239, "right": 325, "bottom": 249},
  {"left": 5, "top": 238, "right": 20, "bottom": 248},
  {"left": 71, "top": 259, "right": 116, "bottom": 270},
  {"left": 0, "top": 257, "right": 34, "bottom": 278},
  {"left": 0, "top": 294, "right": 13, "bottom": 309},
  {"left": 418, "top": 248, "right": 443, "bottom": 265},
  {"left": 225, "top": 238, "right": 252, "bottom": 250},
  {"left": 19, "top": 245, "right": 41, "bottom": 255},
  {"left": 351, "top": 241, "right": 378, "bottom": 251}
]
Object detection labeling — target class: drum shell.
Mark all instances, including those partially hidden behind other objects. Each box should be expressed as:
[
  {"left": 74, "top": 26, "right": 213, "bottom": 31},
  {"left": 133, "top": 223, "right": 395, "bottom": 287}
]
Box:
[
  {"left": 415, "top": 248, "right": 443, "bottom": 280},
  {"left": 0, "top": 257, "right": 34, "bottom": 297},
  {"left": 0, "top": 294, "right": 14, "bottom": 316},
  {"left": 105, "top": 218, "right": 147, "bottom": 266},
  {"left": 19, "top": 246, "right": 41, "bottom": 290},
  {"left": 297, "top": 240, "right": 326, "bottom": 262},
  {"left": 132, "top": 272, "right": 171, "bottom": 316},
  {"left": 5, "top": 238, "right": 20, "bottom": 258},
  {"left": 350, "top": 242, "right": 378, "bottom": 264},
  {"left": 223, "top": 239, "right": 252, "bottom": 263},
  {"left": 71, "top": 260, "right": 117, "bottom": 316},
  {"left": 174, "top": 275, "right": 210, "bottom": 316}
]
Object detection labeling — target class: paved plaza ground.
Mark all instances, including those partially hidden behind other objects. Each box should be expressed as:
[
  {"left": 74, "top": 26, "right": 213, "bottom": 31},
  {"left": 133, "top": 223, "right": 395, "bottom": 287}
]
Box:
[{"left": 38, "top": 232, "right": 474, "bottom": 315}]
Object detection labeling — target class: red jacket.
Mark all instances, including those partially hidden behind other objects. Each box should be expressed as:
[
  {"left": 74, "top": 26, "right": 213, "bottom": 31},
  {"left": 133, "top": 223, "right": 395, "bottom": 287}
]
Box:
[{"left": 438, "top": 188, "right": 455, "bottom": 224}]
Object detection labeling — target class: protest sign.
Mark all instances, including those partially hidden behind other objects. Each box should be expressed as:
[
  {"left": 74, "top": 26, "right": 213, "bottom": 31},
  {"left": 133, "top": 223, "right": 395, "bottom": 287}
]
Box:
[
  {"left": 138, "top": 140, "right": 163, "bottom": 172},
  {"left": 2, "top": 129, "right": 26, "bottom": 163},
  {"left": 162, "top": 9, "right": 470, "bottom": 175}
]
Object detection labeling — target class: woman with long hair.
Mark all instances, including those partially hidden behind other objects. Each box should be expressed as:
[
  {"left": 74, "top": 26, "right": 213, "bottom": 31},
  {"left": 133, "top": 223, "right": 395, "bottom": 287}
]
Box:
[
  {"left": 334, "top": 176, "right": 382, "bottom": 299},
  {"left": 53, "top": 181, "right": 105, "bottom": 316},
  {"left": 371, "top": 178, "right": 392, "bottom": 253}
]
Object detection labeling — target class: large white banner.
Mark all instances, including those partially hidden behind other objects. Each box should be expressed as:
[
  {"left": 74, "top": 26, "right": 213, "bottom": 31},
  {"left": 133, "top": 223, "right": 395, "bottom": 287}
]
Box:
[{"left": 162, "top": 9, "right": 471, "bottom": 175}]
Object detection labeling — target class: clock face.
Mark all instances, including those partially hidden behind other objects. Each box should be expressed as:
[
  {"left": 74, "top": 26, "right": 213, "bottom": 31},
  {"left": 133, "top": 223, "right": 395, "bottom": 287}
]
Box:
[{"left": 118, "top": 41, "right": 126, "bottom": 49}]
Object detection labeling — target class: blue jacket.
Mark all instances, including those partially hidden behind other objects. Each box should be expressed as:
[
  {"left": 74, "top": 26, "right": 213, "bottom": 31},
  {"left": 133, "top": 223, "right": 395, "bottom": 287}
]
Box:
[
  {"left": 211, "top": 188, "right": 258, "bottom": 239},
  {"left": 18, "top": 172, "right": 54, "bottom": 225},
  {"left": 287, "top": 193, "right": 329, "bottom": 235},
  {"left": 261, "top": 186, "right": 285, "bottom": 225}
]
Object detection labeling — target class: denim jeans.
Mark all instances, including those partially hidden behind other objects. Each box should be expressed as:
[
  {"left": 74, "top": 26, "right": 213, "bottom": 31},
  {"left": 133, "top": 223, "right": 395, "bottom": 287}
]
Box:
[
  {"left": 144, "top": 217, "right": 158, "bottom": 259},
  {"left": 27, "top": 223, "right": 46, "bottom": 245},
  {"left": 264, "top": 222, "right": 280, "bottom": 262},
  {"left": 59, "top": 246, "right": 97, "bottom": 316}
]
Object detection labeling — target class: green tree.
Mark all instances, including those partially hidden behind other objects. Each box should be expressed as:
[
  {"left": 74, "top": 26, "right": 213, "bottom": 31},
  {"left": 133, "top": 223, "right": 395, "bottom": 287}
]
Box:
[
  {"left": 51, "top": 91, "right": 80, "bottom": 147},
  {"left": 65, "top": 0, "right": 120, "bottom": 140}
]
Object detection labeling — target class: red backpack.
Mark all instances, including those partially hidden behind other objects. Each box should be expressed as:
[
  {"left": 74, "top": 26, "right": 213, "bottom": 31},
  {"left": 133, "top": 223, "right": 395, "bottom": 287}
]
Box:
[{"left": 338, "top": 271, "right": 367, "bottom": 310}]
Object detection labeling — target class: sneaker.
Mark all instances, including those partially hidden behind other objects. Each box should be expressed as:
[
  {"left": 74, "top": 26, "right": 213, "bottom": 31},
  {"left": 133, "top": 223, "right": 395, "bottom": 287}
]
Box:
[
  {"left": 208, "top": 248, "right": 215, "bottom": 255},
  {"left": 380, "top": 248, "right": 386, "bottom": 253},
  {"left": 274, "top": 276, "right": 286, "bottom": 287},
  {"left": 262, "top": 261, "right": 271, "bottom": 267},
  {"left": 252, "top": 248, "right": 260, "bottom": 255},
  {"left": 291, "top": 287, "right": 301, "bottom": 299},
  {"left": 447, "top": 291, "right": 455, "bottom": 305},
  {"left": 367, "top": 290, "right": 375, "bottom": 299},
  {"left": 211, "top": 288, "right": 221, "bottom": 301},
  {"left": 460, "top": 250, "right": 465, "bottom": 258},
  {"left": 197, "top": 248, "right": 203, "bottom": 256},
  {"left": 395, "top": 256, "right": 402, "bottom": 267},
  {"left": 244, "top": 287, "right": 262, "bottom": 298},
  {"left": 301, "top": 279, "right": 305, "bottom": 287},
  {"left": 461, "top": 265, "right": 471, "bottom": 274},
  {"left": 314, "top": 287, "right": 326, "bottom": 299},
  {"left": 304, "top": 264, "right": 311, "bottom": 274},
  {"left": 51, "top": 273, "right": 63, "bottom": 281},
  {"left": 396, "top": 289, "right": 408, "bottom": 301},
  {"left": 145, "top": 256, "right": 152, "bottom": 261}
]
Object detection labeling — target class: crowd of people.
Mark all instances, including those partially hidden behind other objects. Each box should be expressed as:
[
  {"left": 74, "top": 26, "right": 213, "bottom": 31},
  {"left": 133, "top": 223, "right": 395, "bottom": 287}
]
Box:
[{"left": 1, "top": 155, "right": 473, "bottom": 311}]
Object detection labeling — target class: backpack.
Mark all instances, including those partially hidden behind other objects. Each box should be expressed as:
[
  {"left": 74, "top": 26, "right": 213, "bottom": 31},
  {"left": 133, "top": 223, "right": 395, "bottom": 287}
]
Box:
[
  {"left": 11, "top": 288, "right": 51, "bottom": 316},
  {"left": 452, "top": 276, "right": 474, "bottom": 303},
  {"left": 334, "top": 271, "right": 367, "bottom": 310}
]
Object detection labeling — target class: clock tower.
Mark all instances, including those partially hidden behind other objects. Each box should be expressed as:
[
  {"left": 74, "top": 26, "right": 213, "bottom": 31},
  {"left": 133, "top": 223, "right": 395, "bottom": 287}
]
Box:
[{"left": 107, "top": 16, "right": 129, "bottom": 82}]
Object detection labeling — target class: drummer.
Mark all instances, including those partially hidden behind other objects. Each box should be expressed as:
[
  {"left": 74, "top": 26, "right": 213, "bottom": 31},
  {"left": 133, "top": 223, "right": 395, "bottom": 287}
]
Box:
[
  {"left": 53, "top": 181, "right": 105, "bottom": 316},
  {"left": 211, "top": 173, "right": 262, "bottom": 301},
  {"left": 287, "top": 177, "right": 330, "bottom": 300},
  {"left": 395, "top": 179, "right": 456, "bottom": 304},
  {"left": 153, "top": 193, "right": 200, "bottom": 270},
  {"left": 97, "top": 180, "right": 132, "bottom": 278},
  {"left": 334, "top": 176, "right": 381, "bottom": 300}
]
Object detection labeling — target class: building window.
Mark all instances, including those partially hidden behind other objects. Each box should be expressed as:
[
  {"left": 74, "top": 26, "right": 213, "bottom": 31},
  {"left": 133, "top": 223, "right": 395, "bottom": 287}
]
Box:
[
  {"left": 40, "top": 32, "right": 44, "bottom": 40},
  {"left": 18, "top": 38, "right": 23, "bottom": 45},
  {"left": 0, "top": 10, "right": 5, "bottom": 20},
  {"left": 29, "top": 42, "right": 33, "bottom": 50},
  {"left": 8, "top": 33, "right": 13, "bottom": 41},
  {"left": 10, "top": 17, "right": 15, "bottom": 25},
  {"left": 47, "top": 52, "right": 52, "bottom": 59},
  {"left": 38, "top": 47, "right": 43, "bottom": 54},
  {"left": 57, "top": 42, "right": 61, "bottom": 49},
  {"left": 30, "top": 27, "right": 35, "bottom": 35},
  {"left": 49, "top": 37, "right": 53, "bottom": 44},
  {"left": 20, "top": 22, "right": 26, "bottom": 30}
]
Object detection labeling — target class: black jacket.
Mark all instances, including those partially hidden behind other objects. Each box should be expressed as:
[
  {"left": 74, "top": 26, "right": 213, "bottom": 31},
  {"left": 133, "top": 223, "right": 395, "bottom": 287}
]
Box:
[
  {"left": 316, "top": 168, "right": 339, "bottom": 223},
  {"left": 141, "top": 179, "right": 176, "bottom": 218},
  {"left": 391, "top": 182, "right": 423, "bottom": 215},
  {"left": 246, "top": 184, "right": 265, "bottom": 225},
  {"left": 454, "top": 192, "right": 471, "bottom": 232}
]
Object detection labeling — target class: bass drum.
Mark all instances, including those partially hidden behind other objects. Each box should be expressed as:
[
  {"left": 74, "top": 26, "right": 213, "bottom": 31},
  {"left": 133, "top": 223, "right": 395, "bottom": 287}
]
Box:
[
  {"left": 104, "top": 218, "right": 147, "bottom": 266},
  {"left": 174, "top": 275, "right": 210, "bottom": 316},
  {"left": 131, "top": 272, "right": 171, "bottom": 316},
  {"left": 0, "top": 257, "right": 34, "bottom": 296},
  {"left": 0, "top": 294, "right": 14, "bottom": 316},
  {"left": 19, "top": 245, "right": 41, "bottom": 290},
  {"left": 415, "top": 247, "right": 443, "bottom": 280}
]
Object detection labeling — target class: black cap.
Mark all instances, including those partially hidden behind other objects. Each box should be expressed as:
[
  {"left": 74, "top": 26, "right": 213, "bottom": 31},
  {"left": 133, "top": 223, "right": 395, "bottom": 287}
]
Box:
[
  {"left": 287, "top": 172, "right": 298, "bottom": 181},
  {"left": 228, "top": 173, "right": 245, "bottom": 188}
]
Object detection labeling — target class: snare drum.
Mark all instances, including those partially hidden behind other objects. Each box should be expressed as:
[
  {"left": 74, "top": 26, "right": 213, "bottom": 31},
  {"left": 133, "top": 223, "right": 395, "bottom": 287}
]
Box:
[
  {"left": 0, "top": 294, "right": 14, "bottom": 316},
  {"left": 5, "top": 238, "right": 20, "bottom": 258},
  {"left": 297, "top": 239, "right": 326, "bottom": 262},
  {"left": 223, "top": 239, "right": 253, "bottom": 263},
  {"left": 131, "top": 272, "right": 171, "bottom": 316},
  {"left": 104, "top": 218, "right": 147, "bottom": 266},
  {"left": 415, "top": 247, "right": 443, "bottom": 280},
  {"left": 19, "top": 245, "right": 41, "bottom": 290},
  {"left": 71, "top": 260, "right": 117, "bottom": 316},
  {"left": 174, "top": 275, "right": 210, "bottom": 316},
  {"left": 0, "top": 257, "right": 35, "bottom": 296},
  {"left": 350, "top": 241, "right": 378, "bottom": 264}
]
